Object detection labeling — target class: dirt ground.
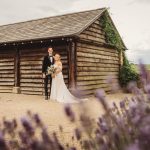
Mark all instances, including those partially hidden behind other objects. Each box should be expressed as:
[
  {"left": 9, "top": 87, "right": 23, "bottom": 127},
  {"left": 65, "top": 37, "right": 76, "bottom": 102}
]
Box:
[{"left": 0, "top": 92, "right": 133, "bottom": 145}]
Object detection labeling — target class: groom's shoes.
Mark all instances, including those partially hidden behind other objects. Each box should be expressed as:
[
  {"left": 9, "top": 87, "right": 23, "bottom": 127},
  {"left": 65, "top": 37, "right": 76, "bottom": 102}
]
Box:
[{"left": 45, "top": 96, "right": 48, "bottom": 100}]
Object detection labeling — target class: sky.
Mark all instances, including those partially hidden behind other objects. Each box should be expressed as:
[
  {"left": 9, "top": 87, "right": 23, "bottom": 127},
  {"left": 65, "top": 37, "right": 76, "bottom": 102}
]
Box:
[{"left": 0, "top": 0, "right": 150, "bottom": 64}]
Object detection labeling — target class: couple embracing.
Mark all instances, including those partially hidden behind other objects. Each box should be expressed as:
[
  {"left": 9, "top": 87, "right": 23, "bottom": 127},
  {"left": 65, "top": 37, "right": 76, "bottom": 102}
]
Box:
[{"left": 42, "top": 47, "right": 77, "bottom": 103}]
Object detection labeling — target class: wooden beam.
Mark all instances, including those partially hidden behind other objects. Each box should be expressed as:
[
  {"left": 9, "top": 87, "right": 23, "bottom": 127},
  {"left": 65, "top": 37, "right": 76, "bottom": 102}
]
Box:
[
  {"left": 14, "top": 46, "right": 20, "bottom": 87},
  {"left": 68, "top": 41, "right": 76, "bottom": 89}
]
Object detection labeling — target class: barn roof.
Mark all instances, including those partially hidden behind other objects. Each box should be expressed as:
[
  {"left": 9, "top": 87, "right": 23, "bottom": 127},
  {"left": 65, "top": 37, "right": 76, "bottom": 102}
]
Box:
[{"left": 0, "top": 8, "right": 106, "bottom": 44}]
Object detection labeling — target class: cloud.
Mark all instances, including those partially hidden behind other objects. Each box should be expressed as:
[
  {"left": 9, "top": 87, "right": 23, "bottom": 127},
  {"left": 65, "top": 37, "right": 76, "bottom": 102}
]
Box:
[
  {"left": 137, "top": 0, "right": 150, "bottom": 3},
  {"left": 0, "top": 0, "right": 77, "bottom": 25},
  {"left": 128, "top": 0, "right": 150, "bottom": 5},
  {"left": 126, "top": 40, "right": 150, "bottom": 64},
  {"left": 126, "top": 47, "right": 150, "bottom": 64}
]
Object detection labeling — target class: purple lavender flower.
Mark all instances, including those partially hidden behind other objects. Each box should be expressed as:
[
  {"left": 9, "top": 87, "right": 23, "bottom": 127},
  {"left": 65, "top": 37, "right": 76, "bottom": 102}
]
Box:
[
  {"left": 98, "top": 117, "right": 103, "bottom": 123},
  {"left": 74, "top": 128, "right": 81, "bottom": 140},
  {"left": 12, "top": 119, "right": 17, "bottom": 129},
  {"left": 144, "top": 84, "right": 150, "bottom": 93},
  {"left": 59, "top": 125, "right": 63, "bottom": 132},
  {"left": 120, "top": 100, "right": 125, "bottom": 108},
  {"left": 139, "top": 62, "right": 148, "bottom": 83},
  {"left": 18, "top": 131, "right": 29, "bottom": 145},
  {"left": 95, "top": 89, "right": 106, "bottom": 101},
  {"left": 99, "top": 121, "right": 109, "bottom": 133},
  {"left": 95, "top": 89, "right": 109, "bottom": 110},
  {"left": 129, "top": 100, "right": 137, "bottom": 110},
  {"left": 3, "top": 120, "right": 12, "bottom": 130},
  {"left": 21, "top": 117, "right": 34, "bottom": 135},
  {"left": 139, "top": 125, "right": 150, "bottom": 139},
  {"left": 100, "top": 143, "right": 109, "bottom": 150},
  {"left": 125, "top": 143, "right": 140, "bottom": 150},
  {"left": 0, "top": 132, "right": 7, "bottom": 150},
  {"left": 69, "top": 147, "right": 76, "bottom": 150},
  {"left": 127, "top": 81, "right": 137, "bottom": 92},
  {"left": 113, "top": 102, "right": 118, "bottom": 109},
  {"left": 64, "top": 105, "right": 75, "bottom": 122},
  {"left": 33, "top": 113, "right": 42, "bottom": 125},
  {"left": 41, "top": 128, "right": 51, "bottom": 144}
]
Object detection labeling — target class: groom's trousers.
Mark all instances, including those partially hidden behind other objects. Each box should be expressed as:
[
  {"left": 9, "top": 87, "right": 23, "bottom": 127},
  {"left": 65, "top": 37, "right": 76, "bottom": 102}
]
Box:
[{"left": 44, "top": 75, "right": 52, "bottom": 98}]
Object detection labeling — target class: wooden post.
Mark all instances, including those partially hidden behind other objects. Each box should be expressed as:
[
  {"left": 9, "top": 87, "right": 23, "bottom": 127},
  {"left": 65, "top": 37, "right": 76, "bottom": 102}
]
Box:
[
  {"left": 119, "top": 50, "right": 123, "bottom": 71},
  {"left": 13, "top": 46, "right": 20, "bottom": 93},
  {"left": 68, "top": 41, "right": 76, "bottom": 90}
]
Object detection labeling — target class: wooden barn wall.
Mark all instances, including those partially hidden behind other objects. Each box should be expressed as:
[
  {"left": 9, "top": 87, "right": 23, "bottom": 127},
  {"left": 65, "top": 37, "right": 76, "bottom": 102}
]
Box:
[
  {"left": 79, "top": 19, "right": 106, "bottom": 44},
  {"left": 77, "top": 19, "right": 120, "bottom": 96},
  {"left": 0, "top": 49, "right": 15, "bottom": 93},
  {"left": 20, "top": 45, "right": 69, "bottom": 95}
]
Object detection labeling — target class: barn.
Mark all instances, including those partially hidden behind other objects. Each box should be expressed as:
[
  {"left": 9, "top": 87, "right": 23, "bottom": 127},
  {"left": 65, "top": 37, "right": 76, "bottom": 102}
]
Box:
[{"left": 0, "top": 8, "right": 126, "bottom": 96}]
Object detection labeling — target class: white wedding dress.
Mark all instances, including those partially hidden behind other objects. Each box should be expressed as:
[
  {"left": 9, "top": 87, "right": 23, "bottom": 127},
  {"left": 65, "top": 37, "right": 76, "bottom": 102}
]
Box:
[{"left": 50, "top": 64, "right": 79, "bottom": 103}]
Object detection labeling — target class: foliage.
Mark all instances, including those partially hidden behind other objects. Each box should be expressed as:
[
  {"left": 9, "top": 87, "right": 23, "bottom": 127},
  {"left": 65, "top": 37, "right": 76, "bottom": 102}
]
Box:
[
  {"left": 0, "top": 65, "right": 150, "bottom": 150},
  {"left": 100, "top": 11, "right": 138, "bottom": 88},
  {"left": 119, "top": 53, "right": 139, "bottom": 87},
  {"left": 100, "top": 11, "right": 124, "bottom": 51}
]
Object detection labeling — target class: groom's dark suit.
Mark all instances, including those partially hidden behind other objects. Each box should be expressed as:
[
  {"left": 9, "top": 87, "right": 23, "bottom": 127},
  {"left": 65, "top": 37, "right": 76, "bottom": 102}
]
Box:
[{"left": 42, "top": 55, "right": 54, "bottom": 99}]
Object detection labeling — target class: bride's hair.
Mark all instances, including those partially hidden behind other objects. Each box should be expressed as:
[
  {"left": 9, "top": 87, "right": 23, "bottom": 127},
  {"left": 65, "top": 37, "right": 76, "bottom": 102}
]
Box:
[{"left": 55, "top": 53, "right": 61, "bottom": 60}]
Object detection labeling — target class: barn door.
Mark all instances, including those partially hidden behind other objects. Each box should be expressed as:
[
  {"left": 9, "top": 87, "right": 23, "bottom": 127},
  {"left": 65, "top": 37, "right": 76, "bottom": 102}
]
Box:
[{"left": 0, "top": 50, "right": 15, "bottom": 93}]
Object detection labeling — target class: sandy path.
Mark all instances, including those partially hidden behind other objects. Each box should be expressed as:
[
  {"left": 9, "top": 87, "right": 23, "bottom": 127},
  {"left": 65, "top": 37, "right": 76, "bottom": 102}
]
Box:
[{"left": 0, "top": 92, "right": 132, "bottom": 144}]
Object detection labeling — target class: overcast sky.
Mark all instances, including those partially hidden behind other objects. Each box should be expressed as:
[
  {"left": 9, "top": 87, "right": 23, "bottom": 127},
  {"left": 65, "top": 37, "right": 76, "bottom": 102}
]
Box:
[{"left": 0, "top": 0, "right": 150, "bottom": 64}]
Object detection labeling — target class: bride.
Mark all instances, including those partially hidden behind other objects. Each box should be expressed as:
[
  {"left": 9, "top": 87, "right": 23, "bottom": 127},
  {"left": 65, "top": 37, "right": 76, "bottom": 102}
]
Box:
[{"left": 50, "top": 53, "right": 79, "bottom": 103}]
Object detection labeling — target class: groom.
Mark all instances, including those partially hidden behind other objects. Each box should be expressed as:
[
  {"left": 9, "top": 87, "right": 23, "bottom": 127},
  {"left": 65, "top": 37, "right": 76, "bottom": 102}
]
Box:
[{"left": 42, "top": 47, "right": 55, "bottom": 100}]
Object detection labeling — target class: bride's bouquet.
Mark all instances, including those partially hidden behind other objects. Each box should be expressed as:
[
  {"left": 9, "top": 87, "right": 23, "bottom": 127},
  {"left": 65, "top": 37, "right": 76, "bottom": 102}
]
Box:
[{"left": 47, "top": 65, "right": 56, "bottom": 76}]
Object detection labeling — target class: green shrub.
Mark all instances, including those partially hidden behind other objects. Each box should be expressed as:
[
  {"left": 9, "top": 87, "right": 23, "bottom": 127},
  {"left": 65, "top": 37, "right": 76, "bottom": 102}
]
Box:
[{"left": 119, "top": 53, "right": 139, "bottom": 87}]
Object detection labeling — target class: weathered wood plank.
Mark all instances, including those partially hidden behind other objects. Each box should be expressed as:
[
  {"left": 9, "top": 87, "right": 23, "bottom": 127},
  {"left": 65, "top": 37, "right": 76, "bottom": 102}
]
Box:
[
  {"left": 77, "top": 78, "right": 118, "bottom": 85},
  {"left": 0, "top": 86, "right": 13, "bottom": 90},
  {"left": 0, "top": 70, "right": 14, "bottom": 73},
  {"left": 85, "top": 27, "right": 105, "bottom": 36},
  {"left": 20, "top": 79, "right": 42, "bottom": 83},
  {"left": 0, "top": 89, "right": 12, "bottom": 93},
  {"left": 20, "top": 87, "right": 43, "bottom": 92},
  {"left": 77, "top": 80, "right": 106, "bottom": 86},
  {"left": 80, "top": 31, "right": 105, "bottom": 42},
  {"left": 0, "top": 62, "right": 14, "bottom": 66},
  {"left": 0, "top": 82, "right": 14, "bottom": 86},
  {"left": 0, "top": 58, "right": 14, "bottom": 62},
  {"left": 77, "top": 46, "right": 118, "bottom": 58},
  {"left": 77, "top": 62, "right": 119, "bottom": 68},
  {"left": 0, "top": 66, "right": 14, "bottom": 70},
  {"left": 77, "top": 76, "right": 118, "bottom": 81},
  {"left": 21, "top": 91, "right": 42, "bottom": 95},
  {"left": 77, "top": 71, "right": 118, "bottom": 76},
  {"left": 77, "top": 51, "right": 119, "bottom": 61},
  {"left": 20, "top": 74, "right": 42, "bottom": 78},
  {"left": 77, "top": 43, "right": 119, "bottom": 54},
  {"left": 20, "top": 83, "right": 43, "bottom": 87},
  {"left": 0, "top": 74, "right": 14, "bottom": 78},
  {"left": 0, "top": 78, "right": 14, "bottom": 82},
  {"left": 20, "top": 66, "right": 42, "bottom": 70},
  {"left": 79, "top": 36, "right": 105, "bottom": 44},
  {"left": 20, "top": 61, "right": 43, "bottom": 65},
  {"left": 77, "top": 84, "right": 109, "bottom": 90},
  {"left": 20, "top": 70, "right": 42, "bottom": 74},
  {"left": 77, "top": 67, "right": 119, "bottom": 72},
  {"left": 77, "top": 56, "right": 119, "bottom": 65}
]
